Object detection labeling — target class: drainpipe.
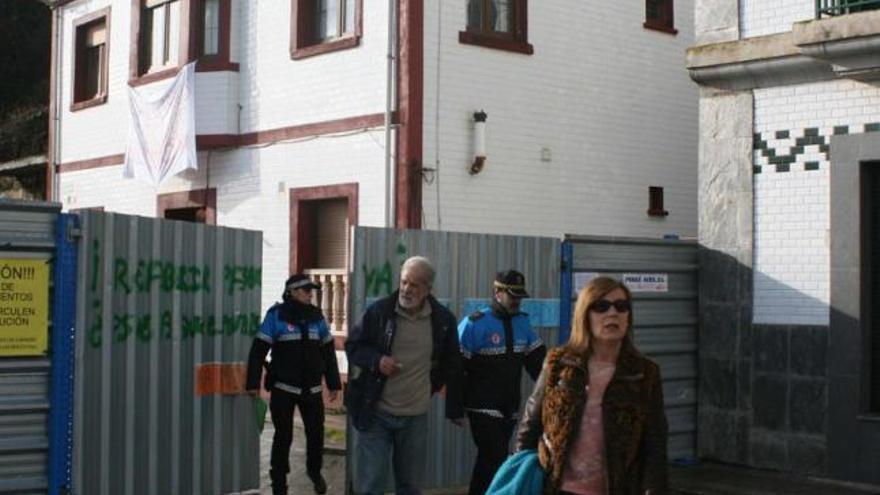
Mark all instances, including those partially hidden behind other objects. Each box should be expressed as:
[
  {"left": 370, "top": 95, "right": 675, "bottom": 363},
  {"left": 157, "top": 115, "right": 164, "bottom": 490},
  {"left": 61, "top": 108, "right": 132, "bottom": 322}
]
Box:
[
  {"left": 48, "top": 5, "right": 63, "bottom": 202},
  {"left": 384, "top": 0, "right": 398, "bottom": 227}
]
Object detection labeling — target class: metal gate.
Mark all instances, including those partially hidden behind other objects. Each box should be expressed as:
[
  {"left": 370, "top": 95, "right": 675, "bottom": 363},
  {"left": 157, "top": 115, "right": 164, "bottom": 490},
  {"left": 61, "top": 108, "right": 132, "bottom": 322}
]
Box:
[
  {"left": 561, "top": 235, "right": 699, "bottom": 461},
  {"left": 347, "top": 226, "right": 561, "bottom": 492},
  {"left": 72, "top": 211, "right": 263, "bottom": 495},
  {"left": 0, "top": 199, "right": 73, "bottom": 495}
]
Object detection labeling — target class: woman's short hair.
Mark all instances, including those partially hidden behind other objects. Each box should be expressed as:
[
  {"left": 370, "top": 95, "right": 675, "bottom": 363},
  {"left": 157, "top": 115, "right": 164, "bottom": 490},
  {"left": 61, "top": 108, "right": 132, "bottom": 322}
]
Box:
[
  {"left": 401, "top": 256, "right": 435, "bottom": 286},
  {"left": 569, "top": 276, "right": 633, "bottom": 351}
]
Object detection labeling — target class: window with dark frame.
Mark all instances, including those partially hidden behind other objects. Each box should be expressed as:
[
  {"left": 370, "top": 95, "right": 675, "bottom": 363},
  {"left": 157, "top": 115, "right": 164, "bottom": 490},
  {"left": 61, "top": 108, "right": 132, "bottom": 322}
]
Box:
[
  {"left": 648, "top": 186, "right": 668, "bottom": 217},
  {"left": 201, "top": 0, "right": 220, "bottom": 56},
  {"left": 73, "top": 12, "right": 109, "bottom": 107},
  {"left": 460, "top": 0, "right": 532, "bottom": 55},
  {"left": 645, "top": 0, "right": 676, "bottom": 34},
  {"left": 291, "top": 0, "right": 361, "bottom": 59},
  {"left": 140, "top": 0, "right": 181, "bottom": 75}
]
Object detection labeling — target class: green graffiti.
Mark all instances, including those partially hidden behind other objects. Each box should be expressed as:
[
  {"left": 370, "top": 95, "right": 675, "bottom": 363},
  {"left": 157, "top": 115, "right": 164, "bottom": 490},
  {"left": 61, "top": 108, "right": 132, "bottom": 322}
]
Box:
[
  {"left": 362, "top": 242, "right": 409, "bottom": 297},
  {"left": 88, "top": 299, "right": 102, "bottom": 347},
  {"left": 92, "top": 310, "right": 260, "bottom": 348},
  {"left": 363, "top": 261, "right": 393, "bottom": 297},
  {"left": 115, "top": 258, "right": 214, "bottom": 295},
  {"left": 223, "top": 265, "right": 261, "bottom": 295},
  {"left": 91, "top": 238, "right": 100, "bottom": 293}
]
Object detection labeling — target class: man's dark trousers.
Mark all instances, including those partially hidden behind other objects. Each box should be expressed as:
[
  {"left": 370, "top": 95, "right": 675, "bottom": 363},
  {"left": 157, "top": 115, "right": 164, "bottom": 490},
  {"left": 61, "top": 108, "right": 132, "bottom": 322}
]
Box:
[
  {"left": 467, "top": 412, "right": 517, "bottom": 495},
  {"left": 269, "top": 389, "right": 325, "bottom": 494}
]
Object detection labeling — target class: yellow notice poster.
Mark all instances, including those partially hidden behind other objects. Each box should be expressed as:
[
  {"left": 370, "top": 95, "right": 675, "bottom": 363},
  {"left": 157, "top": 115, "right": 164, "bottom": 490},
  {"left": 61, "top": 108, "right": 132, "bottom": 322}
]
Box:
[{"left": 0, "top": 259, "right": 49, "bottom": 356}]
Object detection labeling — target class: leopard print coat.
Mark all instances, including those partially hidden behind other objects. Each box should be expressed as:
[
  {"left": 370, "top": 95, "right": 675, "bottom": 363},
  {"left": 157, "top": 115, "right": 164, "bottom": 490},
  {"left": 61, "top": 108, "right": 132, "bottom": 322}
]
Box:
[{"left": 515, "top": 344, "right": 668, "bottom": 495}]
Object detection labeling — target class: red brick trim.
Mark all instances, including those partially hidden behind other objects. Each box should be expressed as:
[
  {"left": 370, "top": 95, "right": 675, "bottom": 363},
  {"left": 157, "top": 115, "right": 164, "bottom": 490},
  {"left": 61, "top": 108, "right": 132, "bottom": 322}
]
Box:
[
  {"left": 290, "top": 0, "right": 363, "bottom": 60},
  {"left": 196, "top": 134, "right": 239, "bottom": 149},
  {"left": 239, "top": 113, "right": 386, "bottom": 146},
  {"left": 395, "top": 0, "right": 424, "bottom": 228},
  {"left": 70, "top": 94, "right": 108, "bottom": 112},
  {"left": 156, "top": 188, "right": 217, "bottom": 224},
  {"left": 129, "top": 67, "right": 180, "bottom": 87},
  {"left": 458, "top": 31, "right": 534, "bottom": 55},
  {"left": 58, "top": 113, "right": 389, "bottom": 172},
  {"left": 289, "top": 183, "right": 358, "bottom": 273},
  {"left": 56, "top": 153, "right": 126, "bottom": 174},
  {"left": 643, "top": 21, "right": 678, "bottom": 35}
]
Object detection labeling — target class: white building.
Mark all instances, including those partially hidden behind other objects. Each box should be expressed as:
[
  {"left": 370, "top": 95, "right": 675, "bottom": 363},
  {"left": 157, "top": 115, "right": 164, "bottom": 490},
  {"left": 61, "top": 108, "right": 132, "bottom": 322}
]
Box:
[
  {"left": 688, "top": 0, "right": 880, "bottom": 484},
  {"left": 47, "top": 0, "right": 698, "bottom": 314}
]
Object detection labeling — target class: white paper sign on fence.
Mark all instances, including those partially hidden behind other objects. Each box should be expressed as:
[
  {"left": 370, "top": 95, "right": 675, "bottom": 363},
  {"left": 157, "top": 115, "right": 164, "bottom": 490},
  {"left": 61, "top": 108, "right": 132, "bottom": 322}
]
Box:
[{"left": 622, "top": 273, "right": 668, "bottom": 292}]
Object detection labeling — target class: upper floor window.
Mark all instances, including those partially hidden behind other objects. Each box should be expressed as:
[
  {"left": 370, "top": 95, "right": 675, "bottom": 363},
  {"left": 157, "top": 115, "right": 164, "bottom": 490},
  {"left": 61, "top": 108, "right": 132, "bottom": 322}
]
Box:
[
  {"left": 644, "top": 0, "right": 677, "bottom": 34},
  {"left": 142, "top": 0, "right": 181, "bottom": 74},
  {"left": 201, "top": 0, "right": 220, "bottom": 56},
  {"left": 72, "top": 8, "right": 110, "bottom": 111},
  {"left": 459, "top": 0, "right": 532, "bottom": 55},
  {"left": 316, "top": 0, "right": 356, "bottom": 42},
  {"left": 290, "top": 0, "right": 362, "bottom": 60}
]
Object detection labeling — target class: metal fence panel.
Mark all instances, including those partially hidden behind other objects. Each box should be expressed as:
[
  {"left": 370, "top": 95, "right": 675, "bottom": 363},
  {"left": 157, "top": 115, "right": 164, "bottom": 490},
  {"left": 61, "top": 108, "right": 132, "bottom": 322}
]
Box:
[
  {"left": 73, "top": 211, "right": 262, "bottom": 495},
  {"left": 349, "top": 227, "right": 560, "bottom": 491},
  {"left": 563, "top": 235, "right": 699, "bottom": 461},
  {"left": 0, "top": 199, "right": 59, "bottom": 495}
]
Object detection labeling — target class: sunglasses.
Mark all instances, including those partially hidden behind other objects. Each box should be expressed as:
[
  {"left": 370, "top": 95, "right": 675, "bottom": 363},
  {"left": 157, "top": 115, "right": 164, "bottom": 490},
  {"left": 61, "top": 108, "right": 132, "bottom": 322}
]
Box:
[{"left": 589, "top": 299, "right": 631, "bottom": 313}]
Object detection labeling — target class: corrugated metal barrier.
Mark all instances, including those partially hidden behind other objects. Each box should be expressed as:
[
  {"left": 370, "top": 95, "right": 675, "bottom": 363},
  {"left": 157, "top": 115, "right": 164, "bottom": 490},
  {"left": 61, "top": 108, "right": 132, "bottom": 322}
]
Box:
[
  {"left": 561, "top": 235, "right": 699, "bottom": 461},
  {"left": 0, "top": 199, "right": 60, "bottom": 495},
  {"left": 73, "top": 211, "right": 263, "bottom": 495},
  {"left": 347, "top": 227, "right": 561, "bottom": 492}
]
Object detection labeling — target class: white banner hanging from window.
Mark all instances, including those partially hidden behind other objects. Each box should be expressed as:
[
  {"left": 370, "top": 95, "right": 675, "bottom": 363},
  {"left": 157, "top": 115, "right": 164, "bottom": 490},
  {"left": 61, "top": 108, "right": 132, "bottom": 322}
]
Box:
[{"left": 124, "top": 62, "right": 197, "bottom": 187}]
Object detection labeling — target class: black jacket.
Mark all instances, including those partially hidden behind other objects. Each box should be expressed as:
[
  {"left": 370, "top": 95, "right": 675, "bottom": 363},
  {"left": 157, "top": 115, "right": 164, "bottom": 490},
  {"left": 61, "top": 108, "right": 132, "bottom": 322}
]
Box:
[
  {"left": 344, "top": 292, "right": 464, "bottom": 431},
  {"left": 245, "top": 300, "right": 341, "bottom": 396}
]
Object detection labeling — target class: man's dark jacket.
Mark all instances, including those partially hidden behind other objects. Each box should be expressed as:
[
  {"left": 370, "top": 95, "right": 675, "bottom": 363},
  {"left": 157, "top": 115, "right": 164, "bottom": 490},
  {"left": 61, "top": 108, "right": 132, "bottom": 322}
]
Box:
[{"left": 345, "top": 291, "right": 464, "bottom": 431}]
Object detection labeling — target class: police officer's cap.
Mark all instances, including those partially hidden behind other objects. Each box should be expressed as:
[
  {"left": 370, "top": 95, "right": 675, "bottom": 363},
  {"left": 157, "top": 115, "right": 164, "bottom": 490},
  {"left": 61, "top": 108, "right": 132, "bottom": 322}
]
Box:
[
  {"left": 493, "top": 270, "right": 529, "bottom": 298},
  {"left": 285, "top": 273, "right": 321, "bottom": 293}
]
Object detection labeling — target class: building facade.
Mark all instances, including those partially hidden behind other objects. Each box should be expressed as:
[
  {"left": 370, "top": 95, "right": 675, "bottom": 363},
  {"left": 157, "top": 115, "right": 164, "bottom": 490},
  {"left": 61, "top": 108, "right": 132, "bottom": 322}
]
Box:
[
  {"left": 48, "top": 0, "right": 698, "bottom": 321},
  {"left": 688, "top": 0, "right": 880, "bottom": 483}
]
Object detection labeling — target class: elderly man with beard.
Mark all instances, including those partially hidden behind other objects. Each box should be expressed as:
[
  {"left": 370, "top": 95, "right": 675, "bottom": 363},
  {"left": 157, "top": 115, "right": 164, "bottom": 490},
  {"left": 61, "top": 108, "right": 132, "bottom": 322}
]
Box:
[
  {"left": 246, "top": 274, "right": 341, "bottom": 495},
  {"left": 457, "top": 270, "right": 547, "bottom": 495},
  {"left": 345, "top": 256, "right": 464, "bottom": 495}
]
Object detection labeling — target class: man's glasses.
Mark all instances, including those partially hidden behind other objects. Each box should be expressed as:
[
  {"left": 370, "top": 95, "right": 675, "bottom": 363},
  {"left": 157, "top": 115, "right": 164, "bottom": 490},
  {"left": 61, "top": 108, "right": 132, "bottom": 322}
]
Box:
[{"left": 589, "top": 299, "right": 631, "bottom": 313}]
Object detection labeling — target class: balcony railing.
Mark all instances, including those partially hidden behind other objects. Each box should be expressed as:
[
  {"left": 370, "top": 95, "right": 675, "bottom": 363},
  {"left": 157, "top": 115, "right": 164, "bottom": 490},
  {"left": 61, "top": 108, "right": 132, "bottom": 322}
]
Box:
[
  {"left": 817, "top": 0, "right": 880, "bottom": 18},
  {"left": 304, "top": 268, "right": 348, "bottom": 335}
]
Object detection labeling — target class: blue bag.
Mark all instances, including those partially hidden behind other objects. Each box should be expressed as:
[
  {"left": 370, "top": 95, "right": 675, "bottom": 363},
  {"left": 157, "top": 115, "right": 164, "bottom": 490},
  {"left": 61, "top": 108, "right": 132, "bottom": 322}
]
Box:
[{"left": 485, "top": 449, "right": 545, "bottom": 495}]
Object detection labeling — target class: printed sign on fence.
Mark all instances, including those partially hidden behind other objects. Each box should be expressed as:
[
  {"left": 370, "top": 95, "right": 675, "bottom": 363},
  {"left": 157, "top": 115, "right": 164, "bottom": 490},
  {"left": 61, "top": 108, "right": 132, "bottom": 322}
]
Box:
[
  {"left": 0, "top": 259, "right": 49, "bottom": 356},
  {"left": 622, "top": 273, "right": 668, "bottom": 292}
]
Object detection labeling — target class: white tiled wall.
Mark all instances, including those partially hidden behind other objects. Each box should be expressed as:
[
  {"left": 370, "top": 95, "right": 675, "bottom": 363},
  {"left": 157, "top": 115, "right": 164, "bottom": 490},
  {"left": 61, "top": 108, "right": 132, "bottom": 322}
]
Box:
[
  {"left": 753, "top": 79, "right": 880, "bottom": 325},
  {"left": 740, "top": 0, "right": 813, "bottom": 38}
]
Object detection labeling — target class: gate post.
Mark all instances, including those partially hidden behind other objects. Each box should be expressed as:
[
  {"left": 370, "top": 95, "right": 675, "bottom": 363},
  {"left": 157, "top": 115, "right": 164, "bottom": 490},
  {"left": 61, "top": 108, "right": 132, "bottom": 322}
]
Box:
[
  {"left": 48, "top": 213, "right": 78, "bottom": 495},
  {"left": 559, "top": 241, "right": 573, "bottom": 345}
]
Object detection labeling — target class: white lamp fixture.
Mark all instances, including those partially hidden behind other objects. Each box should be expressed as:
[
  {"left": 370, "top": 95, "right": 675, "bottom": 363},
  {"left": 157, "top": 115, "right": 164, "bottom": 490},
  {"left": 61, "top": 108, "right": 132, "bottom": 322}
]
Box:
[{"left": 469, "top": 110, "right": 487, "bottom": 175}]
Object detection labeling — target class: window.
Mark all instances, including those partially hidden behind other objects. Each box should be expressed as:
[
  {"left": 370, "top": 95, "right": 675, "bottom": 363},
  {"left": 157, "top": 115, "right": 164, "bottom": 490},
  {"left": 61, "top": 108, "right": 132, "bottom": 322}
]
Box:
[
  {"left": 291, "top": 0, "right": 362, "bottom": 60},
  {"left": 459, "top": 0, "right": 532, "bottom": 55},
  {"left": 72, "top": 9, "right": 110, "bottom": 111},
  {"left": 157, "top": 189, "right": 216, "bottom": 224},
  {"left": 201, "top": 0, "right": 220, "bottom": 56},
  {"left": 142, "top": 0, "right": 181, "bottom": 74},
  {"left": 647, "top": 186, "right": 668, "bottom": 217},
  {"left": 644, "top": 0, "right": 676, "bottom": 34}
]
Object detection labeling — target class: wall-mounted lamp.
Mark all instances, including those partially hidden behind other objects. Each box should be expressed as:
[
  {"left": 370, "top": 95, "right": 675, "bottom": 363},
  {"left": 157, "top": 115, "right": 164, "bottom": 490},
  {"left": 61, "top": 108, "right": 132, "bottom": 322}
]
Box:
[{"left": 469, "top": 110, "right": 487, "bottom": 175}]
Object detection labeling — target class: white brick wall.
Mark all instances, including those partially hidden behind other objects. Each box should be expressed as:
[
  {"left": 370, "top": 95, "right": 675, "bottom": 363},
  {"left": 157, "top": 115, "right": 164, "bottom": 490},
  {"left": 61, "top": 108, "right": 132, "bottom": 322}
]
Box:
[
  {"left": 59, "top": 131, "right": 388, "bottom": 311},
  {"left": 740, "top": 0, "right": 814, "bottom": 38},
  {"left": 420, "top": 0, "right": 698, "bottom": 238},
  {"left": 753, "top": 79, "right": 880, "bottom": 325}
]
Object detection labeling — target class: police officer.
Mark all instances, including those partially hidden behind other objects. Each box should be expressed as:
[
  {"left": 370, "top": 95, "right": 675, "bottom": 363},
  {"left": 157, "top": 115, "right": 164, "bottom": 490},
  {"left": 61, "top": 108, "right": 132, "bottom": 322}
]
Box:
[
  {"left": 246, "top": 274, "right": 341, "bottom": 495},
  {"left": 457, "top": 270, "right": 547, "bottom": 495}
]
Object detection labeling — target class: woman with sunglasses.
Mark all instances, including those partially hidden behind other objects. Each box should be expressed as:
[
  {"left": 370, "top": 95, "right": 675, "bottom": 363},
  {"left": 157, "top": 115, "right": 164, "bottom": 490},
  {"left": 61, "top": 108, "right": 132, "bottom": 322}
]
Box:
[{"left": 515, "top": 276, "right": 668, "bottom": 495}]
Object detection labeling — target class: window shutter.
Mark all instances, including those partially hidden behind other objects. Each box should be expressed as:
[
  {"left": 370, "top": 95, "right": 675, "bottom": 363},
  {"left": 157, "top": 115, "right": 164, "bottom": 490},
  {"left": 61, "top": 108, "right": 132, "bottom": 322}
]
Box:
[
  {"left": 315, "top": 199, "right": 349, "bottom": 269},
  {"left": 85, "top": 22, "right": 106, "bottom": 47}
]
